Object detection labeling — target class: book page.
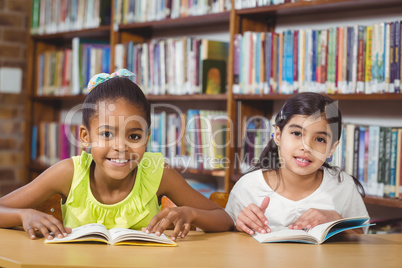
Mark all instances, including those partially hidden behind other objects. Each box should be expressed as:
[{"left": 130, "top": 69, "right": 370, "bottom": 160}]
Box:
[
  {"left": 253, "top": 229, "right": 318, "bottom": 244},
  {"left": 45, "top": 223, "right": 110, "bottom": 243},
  {"left": 108, "top": 228, "right": 176, "bottom": 245}
]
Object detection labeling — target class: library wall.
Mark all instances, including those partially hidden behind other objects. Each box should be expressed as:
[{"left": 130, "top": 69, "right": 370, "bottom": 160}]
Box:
[{"left": 0, "top": 0, "right": 29, "bottom": 196}]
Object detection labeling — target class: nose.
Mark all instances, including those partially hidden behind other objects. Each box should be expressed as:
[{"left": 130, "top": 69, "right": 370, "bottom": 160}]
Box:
[
  {"left": 113, "top": 136, "right": 128, "bottom": 152},
  {"left": 300, "top": 137, "right": 312, "bottom": 152}
]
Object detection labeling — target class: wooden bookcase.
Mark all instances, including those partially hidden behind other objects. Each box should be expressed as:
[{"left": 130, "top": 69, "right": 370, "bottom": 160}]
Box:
[{"left": 25, "top": 0, "right": 402, "bottom": 212}]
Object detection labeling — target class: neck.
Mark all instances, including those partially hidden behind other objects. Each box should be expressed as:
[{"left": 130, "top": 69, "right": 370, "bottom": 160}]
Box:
[{"left": 267, "top": 168, "right": 323, "bottom": 201}]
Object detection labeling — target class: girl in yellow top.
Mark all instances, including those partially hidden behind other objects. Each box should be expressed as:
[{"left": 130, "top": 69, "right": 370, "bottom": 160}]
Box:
[{"left": 0, "top": 69, "right": 233, "bottom": 242}]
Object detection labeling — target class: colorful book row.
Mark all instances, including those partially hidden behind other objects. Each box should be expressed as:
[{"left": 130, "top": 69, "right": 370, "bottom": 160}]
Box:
[
  {"left": 234, "top": 0, "right": 289, "bottom": 9},
  {"left": 37, "top": 38, "right": 110, "bottom": 96},
  {"left": 115, "top": 38, "right": 229, "bottom": 95},
  {"left": 147, "top": 110, "right": 228, "bottom": 170},
  {"left": 233, "top": 20, "right": 402, "bottom": 95},
  {"left": 32, "top": 122, "right": 87, "bottom": 166},
  {"left": 114, "top": 0, "right": 231, "bottom": 24},
  {"left": 30, "top": 0, "right": 112, "bottom": 35},
  {"left": 330, "top": 124, "right": 402, "bottom": 199}
]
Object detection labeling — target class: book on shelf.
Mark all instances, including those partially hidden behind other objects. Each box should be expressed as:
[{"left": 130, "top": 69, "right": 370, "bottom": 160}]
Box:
[
  {"left": 253, "top": 216, "right": 372, "bottom": 245},
  {"left": 114, "top": 0, "right": 230, "bottom": 24},
  {"left": 45, "top": 223, "right": 176, "bottom": 246},
  {"left": 232, "top": 19, "right": 402, "bottom": 95},
  {"left": 31, "top": 0, "right": 111, "bottom": 35},
  {"left": 115, "top": 38, "right": 228, "bottom": 95},
  {"left": 202, "top": 59, "right": 226, "bottom": 94}
]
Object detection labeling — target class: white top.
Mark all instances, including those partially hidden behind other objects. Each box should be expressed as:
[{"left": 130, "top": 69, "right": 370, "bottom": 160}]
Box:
[{"left": 225, "top": 168, "right": 369, "bottom": 232}]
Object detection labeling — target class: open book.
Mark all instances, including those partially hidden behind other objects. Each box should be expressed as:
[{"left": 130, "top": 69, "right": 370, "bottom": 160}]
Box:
[
  {"left": 45, "top": 223, "right": 177, "bottom": 246},
  {"left": 253, "top": 216, "right": 373, "bottom": 244}
]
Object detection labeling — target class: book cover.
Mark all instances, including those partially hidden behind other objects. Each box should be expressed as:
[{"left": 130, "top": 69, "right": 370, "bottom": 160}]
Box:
[
  {"left": 202, "top": 59, "right": 226, "bottom": 94},
  {"left": 356, "top": 25, "right": 366, "bottom": 94},
  {"left": 253, "top": 217, "right": 372, "bottom": 245},
  {"left": 358, "top": 126, "right": 366, "bottom": 185},
  {"left": 45, "top": 223, "right": 176, "bottom": 246}
]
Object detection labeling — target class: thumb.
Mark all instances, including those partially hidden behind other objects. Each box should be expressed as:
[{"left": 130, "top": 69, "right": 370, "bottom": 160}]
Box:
[{"left": 260, "top": 197, "right": 270, "bottom": 213}]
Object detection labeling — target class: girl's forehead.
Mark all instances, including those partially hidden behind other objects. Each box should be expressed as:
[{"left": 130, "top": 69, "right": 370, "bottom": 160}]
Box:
[{"left": 286, "top": 114, "right": 330, "bottom": 130}]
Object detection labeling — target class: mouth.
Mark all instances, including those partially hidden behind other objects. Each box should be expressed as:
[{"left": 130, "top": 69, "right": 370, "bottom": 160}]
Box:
[
  {"left": 107, "top": 158, "right": 131, "bottom": 164},
  {"left": 294, "top": 157, "right": 311, "bottom": 163}
]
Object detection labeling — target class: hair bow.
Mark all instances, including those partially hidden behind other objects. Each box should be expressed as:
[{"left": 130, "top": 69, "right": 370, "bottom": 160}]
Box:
[{"left": 87, "top": 69, "right": 136, "bottom": 93}]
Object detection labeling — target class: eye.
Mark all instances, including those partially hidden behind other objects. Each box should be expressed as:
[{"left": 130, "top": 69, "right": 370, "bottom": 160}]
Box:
[
  {"left": 291, "top": 131, "right": 302, "bottom": 137},
  {"left": 101, "top": 131, "right": 113, "bottom": 139},
  {"left": 316, "top": 137, "right": 327, "bottom": 143},
  {"left": 129, "top": 134, "right": 141, "bottom": 140}
]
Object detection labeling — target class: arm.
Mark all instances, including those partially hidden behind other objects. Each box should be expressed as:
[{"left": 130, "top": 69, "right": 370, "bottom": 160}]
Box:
[
  {"left": 0, "top": 159, "right": 74, "bottom": 239},
  {"left": 145, "top": 166, "right": 234, "bottom": 240}
]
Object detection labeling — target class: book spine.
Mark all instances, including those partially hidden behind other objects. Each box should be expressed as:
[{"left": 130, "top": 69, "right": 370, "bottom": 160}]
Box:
[
  {"left": 385, "top": 23, "right": 391, "bottom": 93},
  {"left": 352, "top": 126, "right": 360, "bottom": 178},
  {"left": 395, "top": 21, "right": 401, "bottom": 93},
  {"left": 389, "top": 22, "right": 395, "bottom": 93},
  {"left": 365, "top": 26, "right": 373, "bottom": 94},
  {"left": 389, "top": 129, "right": 398, "bottom": 198},
  {"left": 367, "top": 126, "right": 380, "bottom": 196},
  {"left": 383, "top": 127, "right": 392, "bottom": 197},
  {"left": 358, "top": 126, "right": 366, "bottom": 184}
]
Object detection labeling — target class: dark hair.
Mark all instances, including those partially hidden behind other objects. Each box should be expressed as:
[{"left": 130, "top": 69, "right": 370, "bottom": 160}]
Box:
[
  {"left": 250, "top": 92, "right": 365, "bottom": 196},
  {"left": 82, "top": 77, "right": 151, "bottom": 131}
]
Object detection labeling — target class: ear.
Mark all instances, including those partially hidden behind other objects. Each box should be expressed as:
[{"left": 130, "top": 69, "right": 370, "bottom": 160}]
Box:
[
  {"left": 328, "top": 140, "right": 339, "bottom": 157},
  {"left": 79, "top": 125, "right": 91, "bottom": 147},
  {"left": 274, "top": 126, "right": 281, "bottom": 146}
]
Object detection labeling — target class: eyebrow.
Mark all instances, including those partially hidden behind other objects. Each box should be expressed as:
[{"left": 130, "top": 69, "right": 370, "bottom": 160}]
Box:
[
  {"left": 288, "top": 123, "right": 332, "bottom": 138},
  {"left": 97, "top": 125, "right": 144, "bottom": 132}
]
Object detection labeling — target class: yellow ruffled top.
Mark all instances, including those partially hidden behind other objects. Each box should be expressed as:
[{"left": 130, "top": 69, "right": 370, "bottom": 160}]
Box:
[{"left": 61, "top": 151, "right": 164, "bottom": 230}]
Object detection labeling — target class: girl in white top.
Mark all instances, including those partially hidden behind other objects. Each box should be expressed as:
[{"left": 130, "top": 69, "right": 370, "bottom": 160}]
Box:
[{"left": 226, "top": 92, "right": 369, "bottom": 235}]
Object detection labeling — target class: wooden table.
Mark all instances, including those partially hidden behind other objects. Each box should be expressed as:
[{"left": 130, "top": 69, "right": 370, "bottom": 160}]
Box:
[{"left": 1, "top": 228, "right": 401, "bottom": 268}]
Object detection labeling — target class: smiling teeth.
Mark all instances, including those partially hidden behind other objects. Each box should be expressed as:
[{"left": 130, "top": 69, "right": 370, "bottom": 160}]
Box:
[
  {"left": 110, "top": 159, "right": 128, "bottom": 163},
  {"left": 296, "top": 157, "right": 309, "bottom": 163}
]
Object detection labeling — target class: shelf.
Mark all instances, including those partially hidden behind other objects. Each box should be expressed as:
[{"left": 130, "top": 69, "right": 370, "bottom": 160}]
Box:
[
  {"left": 147, "top": 94, "right": 227, "bottom": 102},
  {"left": 234, "top": 93, "right": 402, "bottom": 101},
  {"left": 31, "top": 26, "right": 111, "bottom": 42},
  {"left": 31, "top": 95, "right": 87, "bottom": 102},
  {"left": 236, "top": 0, "right": 402, "bottom": 17},
  {"left": 31, "top": 94, "right": 227, "bottom": 102},
  {"left": 118, "top": 12, "right": 230, "bottom": 33},
  {"left": 364, "top": 196, "right": 402, "bottom": 209}
]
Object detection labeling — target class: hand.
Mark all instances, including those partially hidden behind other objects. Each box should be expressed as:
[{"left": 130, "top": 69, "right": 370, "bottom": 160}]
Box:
[
  {"left": 235, "top": 197, "right": 271, "bottom": 235},
  {"left": 143, "top": 206, "right": 195, "bottom": 241},
  {"left": 20, "top": 209, "right": 72, "bottom": 240},
  {"left": 288, "top": 209, "right": 342, "bottom": 230}
]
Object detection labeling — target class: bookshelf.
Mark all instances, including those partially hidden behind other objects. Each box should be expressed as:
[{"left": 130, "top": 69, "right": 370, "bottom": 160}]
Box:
[
  {"left": 25, "top": 0, "right": 402, "bottom": 211},
  {"left": 224, "top": 0, "right": 402, "bottom": 212}
]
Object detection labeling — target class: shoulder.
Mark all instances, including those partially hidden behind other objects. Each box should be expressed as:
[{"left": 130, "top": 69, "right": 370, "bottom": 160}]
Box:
[
  {"left": 321, "top": 167, "right": 361, "bottom": 195},
  {"left": 230, "top": 169, "right": 266, "bottom": 196}
]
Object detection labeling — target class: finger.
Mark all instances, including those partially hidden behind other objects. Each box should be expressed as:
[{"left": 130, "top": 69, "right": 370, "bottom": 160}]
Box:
[
  {"left": 145, "top": 211, "right": 167, "bottom": 233},
  {"left": 26, "top": 226, "right": 36, "bottom": 239},
  {"left": 259, "top": 197, "right": 270, "bottom": 214},
  {"left": 170, "top": 220, "right": 184, "bottom": 241},
  {"left": 243, "top": 206, "right": 269, "bottom": 231},
  {"left": 235, "top": 220, "right": 255, "bottom": 235},
  {"left": 180, "top": 223, "right": 192, "bottom": 238},
  {"left": 35, "top": 222, "right": 53, "bottom": 240},
  {"left": 154, "top": 217, "right": 172, "bottom": 236},
  {"left": 45, "top": 216, "right": 67, "bottom": 238}
]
